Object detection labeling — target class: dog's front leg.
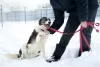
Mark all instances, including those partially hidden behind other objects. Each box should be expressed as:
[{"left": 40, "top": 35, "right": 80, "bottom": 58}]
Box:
[{"left": 41, "top": 47, "right": 46, "bottom": 59}]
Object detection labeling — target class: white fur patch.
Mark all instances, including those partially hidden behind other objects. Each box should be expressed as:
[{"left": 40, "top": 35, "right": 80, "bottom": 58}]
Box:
[
  {"left": 7, "top": 18, "right": 51, "bottom": 59},
  {"left": 18, "top": 25, "right": 50, "bottom": 59}
]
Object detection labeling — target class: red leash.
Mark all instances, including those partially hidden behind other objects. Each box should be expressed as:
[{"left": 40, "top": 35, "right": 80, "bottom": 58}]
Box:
[{"left": 48, "top": 22, "right": 100, "bottom": 53}]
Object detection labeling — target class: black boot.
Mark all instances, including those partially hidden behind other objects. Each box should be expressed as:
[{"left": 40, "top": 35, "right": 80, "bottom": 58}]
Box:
[
  {"left": 77, "top": 47, "right": 90, "bottom": 57},
  {"left": 78, "top": 49, "right": 82, "bottom": 57},
  {"left": 46, "top": 43, "right": 67, "bottom": 63},
  {"left": 46, "top": 55, "right": 60, "bottom": 63}
]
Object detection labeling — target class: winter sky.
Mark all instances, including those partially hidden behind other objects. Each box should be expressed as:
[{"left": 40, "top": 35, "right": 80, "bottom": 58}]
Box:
[{"left": 0, "top": 0, "right": 50, "bottom": 10}]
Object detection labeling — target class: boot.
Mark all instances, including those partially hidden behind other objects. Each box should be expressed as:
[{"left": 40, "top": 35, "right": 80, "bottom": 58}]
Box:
[{"left": 46, "top": 55, "right": 60, "bottom": 63}]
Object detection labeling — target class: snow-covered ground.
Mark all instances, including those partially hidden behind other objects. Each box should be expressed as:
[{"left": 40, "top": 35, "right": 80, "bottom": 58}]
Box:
[{"left": 0, "top": 17, "right": 100, "bottom": 67}]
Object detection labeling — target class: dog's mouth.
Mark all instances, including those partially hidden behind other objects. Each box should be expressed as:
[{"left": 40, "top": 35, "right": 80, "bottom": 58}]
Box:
[
  {"left": 44, "top": 24, "right": 50, "bottom": 29},
  {"left": 44, "top": 21, "right": 51, "bottom": 28}
]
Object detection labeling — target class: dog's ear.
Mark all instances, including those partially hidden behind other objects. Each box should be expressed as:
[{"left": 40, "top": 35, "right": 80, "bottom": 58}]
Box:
[{"left": 39, "top": 17, "right": 47, "bottom": 25}]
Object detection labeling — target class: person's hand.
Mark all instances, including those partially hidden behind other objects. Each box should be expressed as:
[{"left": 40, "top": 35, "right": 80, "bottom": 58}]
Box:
[{"left": 81, "top": 21, "right": 88, "bottom": 28}]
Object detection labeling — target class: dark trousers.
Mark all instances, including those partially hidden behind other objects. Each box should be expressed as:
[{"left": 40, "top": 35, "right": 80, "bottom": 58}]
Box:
[{"left": 53, "top": 8, "right": 98, "bottom": 59}]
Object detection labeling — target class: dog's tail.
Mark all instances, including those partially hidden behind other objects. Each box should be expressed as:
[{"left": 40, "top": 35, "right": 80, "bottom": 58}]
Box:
[{"left": 6, "top": 53, "right": 19, "bottom": 59}]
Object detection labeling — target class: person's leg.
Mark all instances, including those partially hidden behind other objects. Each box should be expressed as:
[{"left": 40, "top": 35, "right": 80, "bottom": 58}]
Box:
[
  {"left": 78, "top": 8, "right": 98, "bottom": 57},
  {"left": 47, "top": 12, "right": 81, "bottom": 62}
]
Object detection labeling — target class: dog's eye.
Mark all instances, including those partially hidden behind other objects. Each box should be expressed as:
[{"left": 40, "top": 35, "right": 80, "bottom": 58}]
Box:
[{"left": 41, "top": 29, "right": 44, "bottom": 31}]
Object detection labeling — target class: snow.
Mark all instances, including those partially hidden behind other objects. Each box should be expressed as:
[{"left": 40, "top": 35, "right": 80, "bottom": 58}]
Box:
[{"left": 0, "top": 17, "right": 100, "bottom": 67}]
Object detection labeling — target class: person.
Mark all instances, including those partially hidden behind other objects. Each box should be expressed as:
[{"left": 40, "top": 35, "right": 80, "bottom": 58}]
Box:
[{"left": 46, "top": 0, "right": 99, "bottom": 63}]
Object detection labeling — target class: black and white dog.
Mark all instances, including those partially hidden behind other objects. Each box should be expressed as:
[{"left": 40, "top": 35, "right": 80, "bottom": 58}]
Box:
[{"left": 8, "top": 17, "right": 51, "bottom": 59}]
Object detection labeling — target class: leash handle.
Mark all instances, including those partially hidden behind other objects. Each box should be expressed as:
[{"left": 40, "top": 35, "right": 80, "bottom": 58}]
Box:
[
  {"left": 48, "top": 22, "right": 100, "bottom": 53},
  {"left": 79, "top": 22, "right": 100, "bottom": 53},
  {"left": 87, "top": 22, "right": 99, "bottom": 32}
]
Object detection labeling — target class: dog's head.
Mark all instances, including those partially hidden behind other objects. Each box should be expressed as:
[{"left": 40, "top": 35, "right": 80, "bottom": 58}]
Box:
[{"left": 39, "top": 17, "right": 51, "bottom": 28}]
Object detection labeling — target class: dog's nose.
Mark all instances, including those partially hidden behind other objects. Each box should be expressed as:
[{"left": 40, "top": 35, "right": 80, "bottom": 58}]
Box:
[
  {"left": 48, "top": 22, "right": 51, "bottom": 24},
  {"left": 48, "top": 22, "right": 51, "bottom": 23}
]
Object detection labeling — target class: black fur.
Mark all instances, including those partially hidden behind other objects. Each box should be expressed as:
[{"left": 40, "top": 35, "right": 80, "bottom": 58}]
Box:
[
  {"left": 27, "top": 30, "right": 38, "bottom": 44},
  {"left": 17, "top": 49, "right": 22, "bottom": 58},
  {"left": 39, "top": 17, "right": 47, "bottom": 25},
  {"left": 17, "top": 17, "right": 51, "bottom": 58},
  {"left": 39, "top": 17, "right": 51, "bottom": 25},
  {"left": 18, "top": 30, "right": 38, "bottom": 58}
]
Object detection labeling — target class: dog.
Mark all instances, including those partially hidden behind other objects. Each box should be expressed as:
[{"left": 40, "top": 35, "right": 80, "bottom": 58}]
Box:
[{"left": 7, "top": 17, "right": 51, "bottom": 59}]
